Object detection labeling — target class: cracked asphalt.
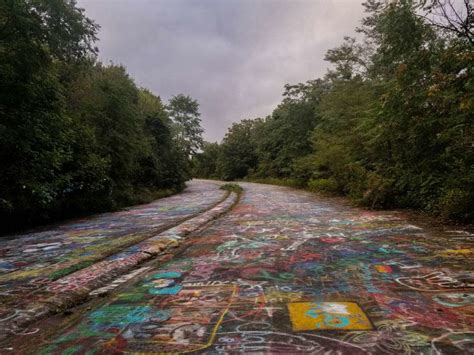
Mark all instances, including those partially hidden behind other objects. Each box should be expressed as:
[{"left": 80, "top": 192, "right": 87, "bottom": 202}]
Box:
[{"left": 2, "top": 182, "right": 474, "bottom": 354}]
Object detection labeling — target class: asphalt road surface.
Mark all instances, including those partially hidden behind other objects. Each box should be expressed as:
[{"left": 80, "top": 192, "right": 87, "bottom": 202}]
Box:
[
  {"left": 0, "top": 180, "right": 225, "bottom": 325},
  {"left": 2, "top": 182, "right": 473, "bottom": 354}
]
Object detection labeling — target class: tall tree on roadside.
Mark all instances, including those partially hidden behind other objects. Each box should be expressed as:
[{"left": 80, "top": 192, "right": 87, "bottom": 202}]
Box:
[
  {"left": 137, "top": 89, "right": 187, "bottom": 190},
  {"left": 0, "top": 0, "right": 98, "bottom": 223},
  {"left": 217, "top": 119, "right": 262, "bottom": 181},
  {"left": 255, "top": 80, "right": 327, "bottom": 178},
  {"left": 167, "top": 94, "right": 204, "bottom": 159}
]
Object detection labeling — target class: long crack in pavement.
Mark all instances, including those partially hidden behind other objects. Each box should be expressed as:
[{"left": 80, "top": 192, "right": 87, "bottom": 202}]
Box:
[{"left": 3, "top": 182, "right": 474, "bottom": 354}]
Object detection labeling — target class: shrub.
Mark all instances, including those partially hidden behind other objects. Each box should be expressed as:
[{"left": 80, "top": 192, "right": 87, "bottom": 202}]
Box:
[
  {"left": 307, "top": 178, "right": 339, "bottom": 193},
  {"left": 436, "top": 188, "right": 473, "bottom": 222}
]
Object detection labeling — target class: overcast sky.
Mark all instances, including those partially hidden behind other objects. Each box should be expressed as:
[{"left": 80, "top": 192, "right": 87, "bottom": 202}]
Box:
[{"left": 77, "top": 0, "right": 365, "bottom": 142}]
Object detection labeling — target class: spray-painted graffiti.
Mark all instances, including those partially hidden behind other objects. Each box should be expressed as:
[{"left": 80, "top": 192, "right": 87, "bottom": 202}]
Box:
[
  {"left": 0, "top": 180, "right": 225, "bottom": 326},
  {"left": 395, "top": 271, "right": 474, "bottom": 292},
  {"left": 89, "top": 266, "right": 151, "bottom": 296},
  {"left": 1, "top": 182, "right": 474, "bottom": 353}
]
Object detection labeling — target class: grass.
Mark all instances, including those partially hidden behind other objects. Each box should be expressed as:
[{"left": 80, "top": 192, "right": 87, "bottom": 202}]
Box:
[
  {"left": 220, "top": 183, "right": 243, "bottom": 193},
  {"left": 49, "top": 260, "right": 95, "bottom": 280},
  {"left": 244, "top": 177, "right": 304, "bottom": 188}
]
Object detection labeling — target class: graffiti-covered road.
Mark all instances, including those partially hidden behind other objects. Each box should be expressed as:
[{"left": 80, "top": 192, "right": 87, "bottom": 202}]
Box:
[
  {"left": 3, "top": 182, "right": 474, "bottom": 354},
  {"left": 0, "top": 180, "right": 225, "bottom": 319}
]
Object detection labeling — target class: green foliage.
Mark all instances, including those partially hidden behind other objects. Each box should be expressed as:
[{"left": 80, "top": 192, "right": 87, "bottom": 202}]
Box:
[
  {"left": 217, "top": 119, "right": 261, "bottom": 181},
  {"left": 247, "top": 177, "right": 304, "bottom": 188},
  {"left": 253, "top": 80, "right": 326, "bottom": 178},
  {"left": 0, "top": 0, "right": 194, "bottom": 232},
  {"left": 204, "top": 80, "right": 327, "bottom": 182},
  {"left": 437, "top": 188, "right": 474, "bottom": 221},
  {"left": 193, "top": 0, "right": 473, "bottom": 222},
  {"left": 167, "top": 94, "right": 204, "bottom": 159},
  {"left": 0, "top": 0, "right": 97, "bottom": 226},
  {"left": 307, "top": 178, "right": 339, "bottom": 194},
  {"left": 192, "top": 142, "right": 220, "bottom": 178},
  {"left": 137, "top": 89, "right": 188, "bottom": 190},
  {"left": 2, "top": 0, "right": 471, "bottom": 227},
  {"left": 219, "top": 183, "right": 243, "bottom": 193},
  {"left": 304, "top": 0, "right": 473, "bottom": 219},
  {"left": 61, "top": 64, "right": 189, "bottom": 211}
]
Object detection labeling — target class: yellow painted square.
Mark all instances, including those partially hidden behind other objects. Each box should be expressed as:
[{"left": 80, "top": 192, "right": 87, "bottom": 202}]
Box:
[{"left": 287, "top": 302, "right": 372, "bottom": 331}]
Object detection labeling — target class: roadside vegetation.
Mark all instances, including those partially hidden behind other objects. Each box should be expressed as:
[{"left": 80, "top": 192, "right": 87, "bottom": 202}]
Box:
[
  {"left": 0, "top": 0, "right": 204, "bottom": 232},
  {"left": 219, "top": 183, "right": 243, "bottom": 194},
  {"left": 193, "top": 0, "right": 474, "bottom": 222}
]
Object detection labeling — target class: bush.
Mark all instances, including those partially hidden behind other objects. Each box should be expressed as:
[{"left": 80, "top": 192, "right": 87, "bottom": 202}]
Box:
[
  {"left": 360, "top": 172, "right": 396, "bottom": 209},
  {"left": 307, "top": 178, "right": 339, "bottom": 193},
  {"left": 437, "top": 188, "right": 473, "bottom": 222}
]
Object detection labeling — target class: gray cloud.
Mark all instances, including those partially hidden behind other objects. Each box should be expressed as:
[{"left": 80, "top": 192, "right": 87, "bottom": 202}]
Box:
[{"left": 78, "top": 0, "right": 365, "bottom": 142}]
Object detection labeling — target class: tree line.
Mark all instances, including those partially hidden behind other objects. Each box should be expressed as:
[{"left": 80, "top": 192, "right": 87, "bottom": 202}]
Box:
[
  {"left": 193, "top": 0, "right": 473, "bottom": 222},
  {"left": 0, "top": 0, "right": 203, "bottom": 232}
]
